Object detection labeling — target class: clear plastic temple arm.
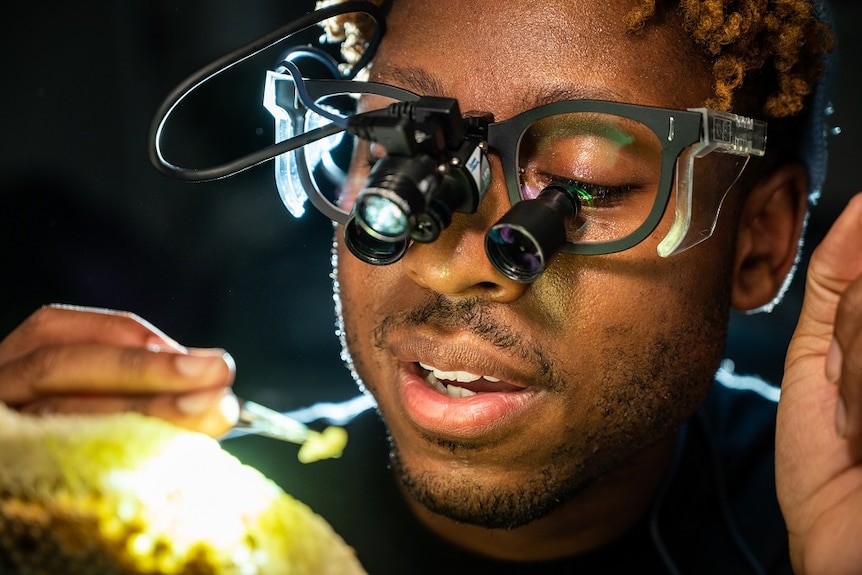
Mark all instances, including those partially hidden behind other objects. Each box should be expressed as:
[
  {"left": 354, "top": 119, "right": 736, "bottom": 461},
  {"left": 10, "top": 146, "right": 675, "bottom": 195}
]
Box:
[
  {"left": 262, "top": 70, "right": 308, "bottom": 218},
  {"left": 690, "top": 108, "right": 767, "bottom": 158},
  {"left": 657, "top": 109, "right": 766, "bottom": 257}
]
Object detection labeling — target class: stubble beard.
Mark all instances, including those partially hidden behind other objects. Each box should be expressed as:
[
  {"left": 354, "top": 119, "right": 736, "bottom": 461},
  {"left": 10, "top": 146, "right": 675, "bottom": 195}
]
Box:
[
  {"left": 387, "top": 431, "right": 601, "bottom": 529},
  {"left": 331, "top": 243, "right": 731, "bottom": 530},
  {"left": 382, "top": 327, "right": 725, "bottom": 530}
]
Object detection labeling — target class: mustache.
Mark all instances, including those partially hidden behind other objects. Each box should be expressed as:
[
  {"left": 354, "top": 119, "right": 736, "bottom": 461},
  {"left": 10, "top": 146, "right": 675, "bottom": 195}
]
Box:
[{"left": 373, "top": 294, "right": 562, "bottom": 386}]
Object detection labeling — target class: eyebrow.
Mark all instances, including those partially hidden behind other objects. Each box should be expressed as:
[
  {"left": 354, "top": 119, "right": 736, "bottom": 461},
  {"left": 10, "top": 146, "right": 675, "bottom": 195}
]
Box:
[
  {"left": 528, "top": 84, "right": 628, "bottom": 108},
  {"left": 373, "top": 65, "right": 630, "bottom": 113},
  {"left": 372, "top": 66, "right": 446, "bottom": 97}
]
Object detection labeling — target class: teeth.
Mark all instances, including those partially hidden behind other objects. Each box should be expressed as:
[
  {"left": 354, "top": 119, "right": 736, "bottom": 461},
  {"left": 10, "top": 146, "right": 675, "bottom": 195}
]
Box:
[
  {"left": 420, "top": 362, "right": 500, "bottom": 398},
  {"left": 426, "top": 372, "right": 448, "bottom": 395},
  {"left": 418, "top": 362, "right": 500, "bottom": 383},
  {"left": 446, "top": 384, "right": 476, "bottom": 398}
]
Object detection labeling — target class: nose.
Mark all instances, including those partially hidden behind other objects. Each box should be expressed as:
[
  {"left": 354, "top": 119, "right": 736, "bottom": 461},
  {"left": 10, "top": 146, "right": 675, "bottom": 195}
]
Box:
[{"left": 400, "top": 161, "right": 529, "bottom": 302}]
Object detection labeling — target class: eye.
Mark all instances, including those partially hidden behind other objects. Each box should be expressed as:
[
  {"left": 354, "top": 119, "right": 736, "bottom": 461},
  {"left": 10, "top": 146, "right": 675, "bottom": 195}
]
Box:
[
  {"left": 519, "top": 169, "right": 636, "bottom": 207},
  {"left": 515, "top": 110, "right": 662, "bottom": 206},
  {"left": 547, "top": 175, "right": 635, "bottom": 207}
]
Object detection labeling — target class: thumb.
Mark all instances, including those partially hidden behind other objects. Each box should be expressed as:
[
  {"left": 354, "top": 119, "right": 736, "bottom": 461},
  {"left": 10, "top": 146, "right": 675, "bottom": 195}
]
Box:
[
  {"left": 786, "top": 192, "right": 862, "bottom": 436},
  {"left": 790, "top": 192, "right": 862, "bottom": 356}
]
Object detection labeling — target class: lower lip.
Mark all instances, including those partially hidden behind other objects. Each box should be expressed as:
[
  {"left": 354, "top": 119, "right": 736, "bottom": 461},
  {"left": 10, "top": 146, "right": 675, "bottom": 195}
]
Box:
[{"left": 397, "top": 366, "right": 541, "bottom": 439}]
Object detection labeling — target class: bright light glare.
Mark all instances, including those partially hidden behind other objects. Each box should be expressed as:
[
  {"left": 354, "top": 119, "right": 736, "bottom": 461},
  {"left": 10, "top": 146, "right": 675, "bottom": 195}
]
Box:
[
  {"left": 361, "top": 196, "right": 408, "bottom": 237},
  {"left": 104, "top": 433, "right": 280, "bottom": 555}
]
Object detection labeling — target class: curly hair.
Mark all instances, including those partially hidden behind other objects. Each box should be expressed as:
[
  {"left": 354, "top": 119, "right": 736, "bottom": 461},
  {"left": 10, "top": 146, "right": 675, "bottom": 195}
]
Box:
[
  {"left": 626, "top": 0, "right": 833, "bottom": 118},
  {"left": 317, "top": 0, "right": 833, "bottom": 120}
]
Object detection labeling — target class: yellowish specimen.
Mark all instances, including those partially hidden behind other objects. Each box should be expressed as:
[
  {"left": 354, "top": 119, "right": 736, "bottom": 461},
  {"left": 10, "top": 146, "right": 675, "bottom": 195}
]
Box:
[
  {"left": 0, "top": 404, "right": 366, "bottom": 575},
  {"left": 297, "top": 426, "right": 349, "bottom": 464}
]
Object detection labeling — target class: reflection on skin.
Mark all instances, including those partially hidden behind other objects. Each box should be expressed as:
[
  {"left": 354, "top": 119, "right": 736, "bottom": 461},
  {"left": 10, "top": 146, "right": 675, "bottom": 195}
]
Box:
[{"left": 333, "top": 0, "right": 740, "bottom": 560}]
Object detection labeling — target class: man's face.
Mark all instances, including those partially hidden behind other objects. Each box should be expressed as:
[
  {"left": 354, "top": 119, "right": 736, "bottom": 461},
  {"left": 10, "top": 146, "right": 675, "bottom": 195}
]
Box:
[{"left": 335, "top": 0, "right": 738, "bottom": 528}]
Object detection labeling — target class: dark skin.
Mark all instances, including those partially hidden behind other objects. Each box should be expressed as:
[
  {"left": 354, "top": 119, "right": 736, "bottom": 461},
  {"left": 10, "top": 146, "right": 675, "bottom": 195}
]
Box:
[
  {"left": 333, "top": 0, "right": 797, "bottom": 561},
  {"left": 0, "top": 0, "right": 860, "bottom": 572},
  {"left": 777, "top": 192, "right": 862, "bottom": 574}
]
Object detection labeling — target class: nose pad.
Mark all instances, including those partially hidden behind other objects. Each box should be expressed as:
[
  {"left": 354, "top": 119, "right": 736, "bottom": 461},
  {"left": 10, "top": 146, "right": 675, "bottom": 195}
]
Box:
[{"left": 400, "top": 159, "right": 529, "bottom": 302}]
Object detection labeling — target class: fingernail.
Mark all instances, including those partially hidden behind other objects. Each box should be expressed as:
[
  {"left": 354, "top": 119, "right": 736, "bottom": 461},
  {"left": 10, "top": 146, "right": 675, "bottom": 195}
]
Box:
[
  {"left": 146, "top": 335, "right": 187, "bottom": 354},
  {"left": 174, "top": 351, "right": 229, "bottom": 380},
  {"left": 219, "top": 390, "right": 240, "bottom": 426},
  {"left": 835, "top": 394, "right": 848, "bottom": 437},
  {"left": 825, "top": 338, "right": 843, "bottom": 383},
  {"left": 176, "top": 388, "right": 219, "bottom": 415}
]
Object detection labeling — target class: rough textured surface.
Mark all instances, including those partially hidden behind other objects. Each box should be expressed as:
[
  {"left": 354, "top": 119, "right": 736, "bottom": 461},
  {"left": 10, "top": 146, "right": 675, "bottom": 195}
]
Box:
[{"left": 0, "top": 405, "right": 366, "bottom": 575}]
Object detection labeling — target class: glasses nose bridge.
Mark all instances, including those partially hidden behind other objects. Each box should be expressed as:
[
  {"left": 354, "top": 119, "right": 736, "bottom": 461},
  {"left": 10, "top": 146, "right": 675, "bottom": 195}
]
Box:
[{"left": 484, "top": 121, "right": 523, "bottom": 210}]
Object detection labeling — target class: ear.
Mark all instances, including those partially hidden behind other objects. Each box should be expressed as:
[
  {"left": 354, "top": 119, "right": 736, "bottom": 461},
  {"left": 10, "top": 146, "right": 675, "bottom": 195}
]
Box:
[{"left": 731, "top": 163, "right": 809, "bottom": 311}]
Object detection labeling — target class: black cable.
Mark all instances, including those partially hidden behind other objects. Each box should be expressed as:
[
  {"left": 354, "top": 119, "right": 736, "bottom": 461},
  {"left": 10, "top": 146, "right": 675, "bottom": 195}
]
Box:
[
  {"left": 147, "top": 1, "right": 385, "bottom": 183},
  {"left": 279, "top": 46, "right": 342, "bottom": 78},
  {"left": 278, "top": 59, "right": 347, "bottom": 126}
]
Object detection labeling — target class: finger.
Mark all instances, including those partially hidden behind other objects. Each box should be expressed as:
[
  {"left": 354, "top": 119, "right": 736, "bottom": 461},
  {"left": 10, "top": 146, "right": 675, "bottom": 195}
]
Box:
[
  {"left": 791, "top": 193, "right": 862, "bottom": 357},
  {"left": 835, "top": 274, "right": 862, "bottom": 437},
  {"left": 0, "top": 345, "right": 234, "bottom": 406},
  {"left": 19, "top": 387, "right": 240, "bottom": 438},
  {"left": 0, "top": 305, "right": 186, "bottom": 364},
  {"left": 802, "top": 192, "right": 862, "bottom": 435}
]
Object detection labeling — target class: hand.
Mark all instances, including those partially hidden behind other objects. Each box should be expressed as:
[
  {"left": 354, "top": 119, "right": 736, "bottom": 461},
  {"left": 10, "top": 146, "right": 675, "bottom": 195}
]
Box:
[
  {"left": 777, "top": 192, "right": 862, "bottom": 575},
  {"left": 0, "top": 305, "right": 238, "bottom": 437}
]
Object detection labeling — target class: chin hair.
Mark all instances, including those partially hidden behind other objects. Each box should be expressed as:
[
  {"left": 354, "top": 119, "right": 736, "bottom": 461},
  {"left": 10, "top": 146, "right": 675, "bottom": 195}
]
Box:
[{"left": 387, "top": 439, "right": 595, "bottom": 529}]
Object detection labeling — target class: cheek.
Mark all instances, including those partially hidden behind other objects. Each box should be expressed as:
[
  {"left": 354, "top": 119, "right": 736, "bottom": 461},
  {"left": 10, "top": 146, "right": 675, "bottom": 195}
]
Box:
[
  {"left": 550, "top": 241, "right": 732, "bottom": 311},
  {"left": 336, "top": 240, "right": 375, "bottom": 346},
  {"left": 539, "top": 237, "right": 735, "bottom": 379},
  {"left": 335, "top": 237, "right": 406, "bottom": 376},
  {"left": 520, "top": 247, "right": 733, "bottom": 466}
]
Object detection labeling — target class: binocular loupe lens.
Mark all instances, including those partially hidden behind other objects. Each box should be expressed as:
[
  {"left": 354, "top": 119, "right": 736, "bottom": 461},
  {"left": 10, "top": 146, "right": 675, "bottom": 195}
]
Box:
[
  {"left": 354, "top": 154, "right": 442, "bottom": 240},
  {"left": 345, "top": 148, "right": 471, "bottom": 266},
  {"left": 485, "top": 185, "right": 580, "bottom": 283},
  {"left": 344, "top": 216, "right": 410, "bottom": 265},
  {"left": 339, "top": 96, "right": 492, "bottom": 269},
  {"left": 357, "top": 194, "right": 411, "bottom": 240}
]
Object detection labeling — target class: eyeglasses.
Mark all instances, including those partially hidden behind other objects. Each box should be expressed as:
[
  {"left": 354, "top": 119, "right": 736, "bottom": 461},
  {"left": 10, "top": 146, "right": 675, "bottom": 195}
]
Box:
[
  {"left": 265, "top": 68, "right": 766, "bottom": 279},
  {"left": 147, "top": 0, "right": 768, "bottom": 282}
]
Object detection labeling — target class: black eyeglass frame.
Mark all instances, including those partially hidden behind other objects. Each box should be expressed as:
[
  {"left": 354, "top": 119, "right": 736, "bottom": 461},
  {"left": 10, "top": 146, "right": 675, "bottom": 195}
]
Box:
[
  {"left": 146, "top": 0, "right": 765, "bottom": 261},
  {"left": 484, "top": 99, "right": 704, "bottom": 256},
  {"left": 288, "top": 78, "right": 760, "bottom": 257}
]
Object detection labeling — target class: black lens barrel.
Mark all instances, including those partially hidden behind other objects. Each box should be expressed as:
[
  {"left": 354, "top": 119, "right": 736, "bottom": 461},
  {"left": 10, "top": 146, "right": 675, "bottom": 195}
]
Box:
[
  {"left": 485, "top": 185, "right": 580, "bottom": 282},
  {"left": 343, "top": 97, "right": 493, "bottom": 269}
]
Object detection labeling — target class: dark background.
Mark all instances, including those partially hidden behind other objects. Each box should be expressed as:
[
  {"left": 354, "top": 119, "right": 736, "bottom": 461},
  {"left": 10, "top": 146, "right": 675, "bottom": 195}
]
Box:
[{"left": 0, "top": 1, "right": 859, "bottom": 417}]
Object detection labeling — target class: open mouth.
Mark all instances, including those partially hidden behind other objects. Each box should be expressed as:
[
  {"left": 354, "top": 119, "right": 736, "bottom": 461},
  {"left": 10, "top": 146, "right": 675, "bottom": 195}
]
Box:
[
  {"left": 397, "top": 359, "right": 541, "bottom": 438},
  {"left": 418, "top": 362, "right": 526, "bottom": 398}
]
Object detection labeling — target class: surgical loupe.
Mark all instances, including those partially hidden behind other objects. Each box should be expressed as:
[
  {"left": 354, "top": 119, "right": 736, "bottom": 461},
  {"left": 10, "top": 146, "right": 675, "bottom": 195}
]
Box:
[
  {"left": 486, "top": 184, "right": 583, "bottom": 283},
  {"left": 148, "top": 1, "right": 768, "bottom": 284},
  {"left": 342, "top": 98, "right": 492, "bottom": 264}
]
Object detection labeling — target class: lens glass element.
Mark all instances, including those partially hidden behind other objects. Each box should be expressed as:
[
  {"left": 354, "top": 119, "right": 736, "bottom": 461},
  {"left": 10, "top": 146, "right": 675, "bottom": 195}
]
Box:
[
  {"left": 358, "top": 195, "right": 410, "bottom": 239},
  {"left": 343, "top": 217, "right": 409, "bottom": 265},
  {"left": 486, "top": 225, "right": 544, "bottom": 281},
  {"left": 517, "top": 112, "right": 662, "bottom": 245}
]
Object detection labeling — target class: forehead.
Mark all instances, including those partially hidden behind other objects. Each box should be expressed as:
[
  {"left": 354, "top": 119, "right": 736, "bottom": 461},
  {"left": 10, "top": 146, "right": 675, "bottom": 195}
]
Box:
[{"left": 370, "top": 0, "right": 713, "bottom": 120}]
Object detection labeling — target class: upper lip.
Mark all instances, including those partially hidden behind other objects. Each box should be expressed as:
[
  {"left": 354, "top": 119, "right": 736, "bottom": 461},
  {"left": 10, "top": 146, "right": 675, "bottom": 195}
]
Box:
[{"left": 388, "top": 330, "right": 534, "bottom": 390}]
